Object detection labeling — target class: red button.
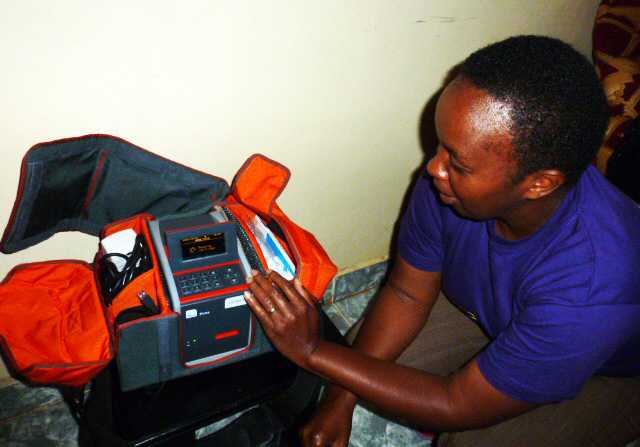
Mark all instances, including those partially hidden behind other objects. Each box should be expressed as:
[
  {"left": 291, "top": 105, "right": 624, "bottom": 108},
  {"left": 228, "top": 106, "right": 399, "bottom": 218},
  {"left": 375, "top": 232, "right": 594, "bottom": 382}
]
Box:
[{"left": 215, "top": 329, "right": 240, "bottom": 340}]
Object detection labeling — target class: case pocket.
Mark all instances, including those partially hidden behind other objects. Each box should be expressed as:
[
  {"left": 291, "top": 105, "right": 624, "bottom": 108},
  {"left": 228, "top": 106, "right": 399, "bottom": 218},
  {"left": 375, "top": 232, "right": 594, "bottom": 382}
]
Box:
[
  {"left": 0, "top": 261, "right": 113, "bottom": 387},
  {"left": 98, "top": 213, "right": 170, "bottom": 323},
  {"left": 108, "top": 269, "right": 161, "bottom": 326}
]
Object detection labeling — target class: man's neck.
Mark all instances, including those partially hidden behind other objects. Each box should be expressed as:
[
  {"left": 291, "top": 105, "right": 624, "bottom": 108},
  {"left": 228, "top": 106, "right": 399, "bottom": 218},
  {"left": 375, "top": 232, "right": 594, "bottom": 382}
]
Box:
[{"left": 495, "top": 188, "right": 569, "bottom": 241}]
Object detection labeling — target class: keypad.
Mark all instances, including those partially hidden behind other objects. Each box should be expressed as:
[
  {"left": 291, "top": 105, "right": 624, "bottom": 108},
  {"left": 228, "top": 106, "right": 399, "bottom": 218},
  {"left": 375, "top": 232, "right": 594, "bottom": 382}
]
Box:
[{"left": 175, "top": 264, "right": 244, "bottom": 297}]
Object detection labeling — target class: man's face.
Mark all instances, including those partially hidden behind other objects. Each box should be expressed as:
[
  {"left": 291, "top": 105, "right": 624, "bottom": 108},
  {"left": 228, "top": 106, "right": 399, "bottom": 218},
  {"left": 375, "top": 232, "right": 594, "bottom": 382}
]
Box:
[{"left": 427, "top": 77, "right": 525, "bottom": 220}]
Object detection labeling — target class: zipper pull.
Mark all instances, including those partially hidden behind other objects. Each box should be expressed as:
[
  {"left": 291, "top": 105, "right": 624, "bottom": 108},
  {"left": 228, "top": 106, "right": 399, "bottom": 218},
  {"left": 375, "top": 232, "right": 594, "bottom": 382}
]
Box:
[{"left": 137, "top": 290, "right": 160, "bottom": 315}]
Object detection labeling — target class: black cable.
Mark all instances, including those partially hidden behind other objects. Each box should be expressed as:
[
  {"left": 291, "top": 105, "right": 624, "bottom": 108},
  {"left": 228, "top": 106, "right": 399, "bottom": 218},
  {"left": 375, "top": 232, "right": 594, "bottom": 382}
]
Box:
[{"left": 99, "top": 234, "right": 153, "bottom": 305}]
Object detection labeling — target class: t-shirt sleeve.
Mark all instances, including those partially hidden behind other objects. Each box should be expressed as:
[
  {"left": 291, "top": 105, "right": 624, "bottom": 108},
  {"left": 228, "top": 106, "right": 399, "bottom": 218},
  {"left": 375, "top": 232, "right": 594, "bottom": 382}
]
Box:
[
  {"left": 477, "top": 300, "right": 640, "bottom": 404},
  {"left": 397, "top": 176, "right": 444, "bottom": 271}
]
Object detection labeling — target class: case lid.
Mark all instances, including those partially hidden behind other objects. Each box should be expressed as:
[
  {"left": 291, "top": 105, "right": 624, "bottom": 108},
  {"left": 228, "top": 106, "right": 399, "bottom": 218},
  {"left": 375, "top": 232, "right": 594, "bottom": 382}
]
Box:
[{"left": 1, "top": 134, "right": 229, "bottom": 253}]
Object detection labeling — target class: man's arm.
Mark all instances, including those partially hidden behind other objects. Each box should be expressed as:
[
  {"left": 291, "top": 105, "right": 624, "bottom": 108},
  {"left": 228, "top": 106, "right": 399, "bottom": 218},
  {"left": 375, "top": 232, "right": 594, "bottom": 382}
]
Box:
[
  {"left": 318, "top": 255, "right": 443, "bottom": 412},
  {"left": 307, "top": 339, "right": 534, "bottom": 431},
  {"left": 245, "top": 264, "right": 536, "bottom": 432}
]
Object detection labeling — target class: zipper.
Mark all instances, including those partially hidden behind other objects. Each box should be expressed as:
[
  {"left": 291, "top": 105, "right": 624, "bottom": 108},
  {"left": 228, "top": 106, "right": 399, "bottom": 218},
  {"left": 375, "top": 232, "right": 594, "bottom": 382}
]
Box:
[{"left": 221, "top": 206, "right": 266, "bottom": 274}]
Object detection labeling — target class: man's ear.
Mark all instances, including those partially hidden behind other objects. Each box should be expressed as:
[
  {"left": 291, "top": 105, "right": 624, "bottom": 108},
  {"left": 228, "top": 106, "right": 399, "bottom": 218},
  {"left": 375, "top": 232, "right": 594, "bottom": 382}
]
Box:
[{"left": 522, "top": 170, "right": 566, "bottom": 200}]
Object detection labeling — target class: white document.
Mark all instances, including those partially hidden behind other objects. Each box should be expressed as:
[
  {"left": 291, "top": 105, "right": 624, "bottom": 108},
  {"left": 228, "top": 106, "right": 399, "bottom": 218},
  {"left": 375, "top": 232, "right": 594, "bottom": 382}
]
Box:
[
  {"left": 100, "top": 228, "right": 137, "bottom": 271},
  {"left": 247, "top": 215, "right": 296, "bottom": 280}
]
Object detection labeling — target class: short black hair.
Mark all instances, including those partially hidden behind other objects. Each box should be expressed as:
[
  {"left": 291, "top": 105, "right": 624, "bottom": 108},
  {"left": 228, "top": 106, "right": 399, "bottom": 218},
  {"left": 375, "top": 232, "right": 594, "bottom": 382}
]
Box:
[{"left": 459, "top": 35, "right": 609, "bottom": 186}]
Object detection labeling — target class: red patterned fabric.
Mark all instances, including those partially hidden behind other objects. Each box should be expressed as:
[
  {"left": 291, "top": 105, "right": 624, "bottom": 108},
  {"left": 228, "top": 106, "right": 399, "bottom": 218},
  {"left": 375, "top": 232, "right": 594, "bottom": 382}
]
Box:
[{"left": 593, "top": 0, "right": 640, "bottom": 172}]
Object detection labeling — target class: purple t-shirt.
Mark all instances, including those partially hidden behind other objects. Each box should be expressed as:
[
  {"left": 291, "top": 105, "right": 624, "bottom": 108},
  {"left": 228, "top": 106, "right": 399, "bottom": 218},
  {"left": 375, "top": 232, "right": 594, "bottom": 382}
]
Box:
[{"left": 398, "top": 166, "right": 640, "bottom": 404}]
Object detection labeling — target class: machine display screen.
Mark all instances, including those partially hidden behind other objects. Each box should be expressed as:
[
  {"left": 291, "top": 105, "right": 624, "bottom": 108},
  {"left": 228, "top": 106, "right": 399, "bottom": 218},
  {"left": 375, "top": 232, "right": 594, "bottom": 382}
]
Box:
[{"left": 180, "top": 232, "right": 226, "bottom": 260}]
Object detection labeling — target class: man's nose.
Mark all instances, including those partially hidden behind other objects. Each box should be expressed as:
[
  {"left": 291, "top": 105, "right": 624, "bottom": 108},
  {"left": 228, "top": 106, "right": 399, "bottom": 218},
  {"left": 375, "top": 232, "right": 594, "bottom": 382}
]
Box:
[{"left": 426, "top": 149, "right": 448, "bottom": 180}]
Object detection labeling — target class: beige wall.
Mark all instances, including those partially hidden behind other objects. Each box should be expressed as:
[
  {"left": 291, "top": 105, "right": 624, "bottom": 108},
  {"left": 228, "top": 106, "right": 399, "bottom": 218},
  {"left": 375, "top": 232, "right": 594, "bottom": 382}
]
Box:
[{"left": 0, "top": 1, "right": 598, "bottom": 380}]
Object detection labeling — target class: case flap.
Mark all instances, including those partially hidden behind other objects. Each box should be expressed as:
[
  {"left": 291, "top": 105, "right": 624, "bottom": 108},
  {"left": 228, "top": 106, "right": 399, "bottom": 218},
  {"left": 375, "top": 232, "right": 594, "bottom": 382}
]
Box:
[
  {"left": 1, "top": 134, "right": 229, "bottom": 254},
  {"left": 231, "top": 154, "right": 337, "bottom": 300},
  {"left": 231, "top": 153, "right": 290, "bottom": 216},
  {"left": 271, "top": 204, "right": 338, "bottom": 301}
]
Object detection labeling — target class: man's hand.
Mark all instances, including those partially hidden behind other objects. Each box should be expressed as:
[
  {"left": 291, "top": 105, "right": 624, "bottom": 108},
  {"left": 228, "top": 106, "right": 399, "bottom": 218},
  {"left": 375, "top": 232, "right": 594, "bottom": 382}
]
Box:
[
  {"left": 244, "top": 270, "right": 321, "bottom": 369},
  {"left": 300, "top": 389, "right": 355, "bottom": 447},
  {"left": 245, "top": 271, "right": 355, "bottom": 447}
]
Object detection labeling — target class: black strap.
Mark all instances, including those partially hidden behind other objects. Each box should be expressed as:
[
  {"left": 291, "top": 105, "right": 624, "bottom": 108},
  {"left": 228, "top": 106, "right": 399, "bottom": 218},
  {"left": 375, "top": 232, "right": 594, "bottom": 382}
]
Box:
[{"left": 58, "top": 384, "right": 88, "bottom": 424}]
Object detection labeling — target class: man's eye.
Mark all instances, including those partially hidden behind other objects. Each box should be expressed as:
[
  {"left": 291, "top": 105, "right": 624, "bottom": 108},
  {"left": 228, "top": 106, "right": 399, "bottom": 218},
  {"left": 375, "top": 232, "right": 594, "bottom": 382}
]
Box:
[{"left": 450, "top": 161, "right": 467, "bottom": 173}]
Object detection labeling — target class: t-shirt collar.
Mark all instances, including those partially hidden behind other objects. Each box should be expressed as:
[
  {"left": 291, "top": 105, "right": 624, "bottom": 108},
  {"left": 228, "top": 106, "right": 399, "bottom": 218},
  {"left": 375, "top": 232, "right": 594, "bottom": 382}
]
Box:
[{"left": 487, "top": 182, "right": 579, "bottom": 248}]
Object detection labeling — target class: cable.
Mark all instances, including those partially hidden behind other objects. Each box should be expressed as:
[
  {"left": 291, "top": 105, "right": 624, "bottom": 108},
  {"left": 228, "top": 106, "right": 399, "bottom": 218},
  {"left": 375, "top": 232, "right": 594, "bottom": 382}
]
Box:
[{"left": 99, "top": 234, "right": 153, "bottom": 305}]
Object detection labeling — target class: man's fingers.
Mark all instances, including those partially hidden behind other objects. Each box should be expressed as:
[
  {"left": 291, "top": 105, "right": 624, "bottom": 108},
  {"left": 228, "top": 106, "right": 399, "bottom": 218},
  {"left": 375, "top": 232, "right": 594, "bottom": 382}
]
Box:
[
  {"left": 249, "top": 271, "right": 295, "bottom": 319},
  {"left": 269, "top": 271, "right": 307, "bottom": 308},
  {"left": 294, "top": 277, "right": 317, "bottom": 307},
  {"left": 249, "top": 270, "right": 272, "bottom": 296},
  {"left": 244, "top": 290, "right": 274, "bottom": 328},
  {"left": 299, "top": 425, "right": 310, "bottom": 445},
  {"left": 247, "top": 271, "right": 268, "bottom": 297},
  {"left": 247, "top": 274, "right": 277, "bottom": 314},
  {"left": 300, "top": 426, "right": 323, "bottom": 447},
  {"left": 248, "top": 271, "right": 283, "bottom": 312},
  {"left": 267, "top": 281, "right": 296, "bottom": 320}
]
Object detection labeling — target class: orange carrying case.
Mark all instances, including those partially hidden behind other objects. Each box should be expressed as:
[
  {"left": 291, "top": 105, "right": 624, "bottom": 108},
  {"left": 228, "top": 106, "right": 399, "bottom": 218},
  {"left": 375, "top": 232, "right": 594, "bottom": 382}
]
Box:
[{"left": 0, "top": 135, "right": 337, "bottom": 390}]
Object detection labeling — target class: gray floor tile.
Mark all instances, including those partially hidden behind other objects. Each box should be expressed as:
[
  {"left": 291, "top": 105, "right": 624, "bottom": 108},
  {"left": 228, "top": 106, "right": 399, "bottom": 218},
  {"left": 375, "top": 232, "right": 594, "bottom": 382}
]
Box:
[
  {"left": 333, "top": 288, "right": 378, "bottom": 329},
  {"left": 349, "top": 404, "right": 431, "bottom": 447},
  {"left": 322, "top": 303, "right": 352, "bottom": 335},
  {"left": 322, "top": 278, "right": 336, "bottom": 304},
  {"left": 0, "top": 399, "right": 78, "bottom": 446},
  {"left": 335, "top": 261, "right": 388, "bottom": 302},
  {"left": 0, "top": 382, "right": 62, "bottom": 421}
]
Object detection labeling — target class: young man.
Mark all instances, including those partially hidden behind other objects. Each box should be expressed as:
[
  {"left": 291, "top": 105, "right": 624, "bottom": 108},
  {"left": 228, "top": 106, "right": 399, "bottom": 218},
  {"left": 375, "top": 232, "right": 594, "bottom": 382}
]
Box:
[{"left": 244, "top": 36, "right": 640, "bottom": 446}]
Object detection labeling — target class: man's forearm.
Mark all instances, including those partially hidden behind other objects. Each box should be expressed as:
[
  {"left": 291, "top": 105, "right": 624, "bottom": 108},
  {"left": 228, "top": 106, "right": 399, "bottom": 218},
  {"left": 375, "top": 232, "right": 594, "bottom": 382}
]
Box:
[
  {"left": 308, "top": 339, "right": 535, "bottom": 431},
  {"left": 324, "top": 281, "right": 437, "bottom": 408},
  {"left": 308, "top": 339, "right": 457, "bottom": 430},
  {"left": 351, "top": 282, "right": 434, "bottom": 358}
]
